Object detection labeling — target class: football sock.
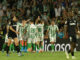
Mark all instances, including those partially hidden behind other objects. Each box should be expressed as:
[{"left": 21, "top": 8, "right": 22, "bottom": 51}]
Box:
[
  {"left": 33, "top": 44, "right": 36, "bottom": 51},
  {"left": 37, "top": 44, "right": 39, "bottom": 50},
  {"left": 71, "top": 52, "right": 74, "bottom": 56},
  {"left": 28, "top": 43, "right": 32, "bottom": 49},
  {"left": 41, "top": 45, "right": 43, "bottom": 50},
  {"left": 2, "top": 43, "right": 7, "bottom": 50},
  {"left": 16, "top": 46, "right": 20, "bottom": 53},
  {"left": 6, "top": 45, "right": 9, "bottom": 54},
  {"left": 51, "top": 44, "right": 54, "bottom": 51}
]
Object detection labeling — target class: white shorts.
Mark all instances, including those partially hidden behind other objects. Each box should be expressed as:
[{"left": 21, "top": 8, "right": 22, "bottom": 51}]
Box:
[
  {"left": 5, "top": 35, "right": 14, "bottom": 42},
  {"left": 28, "top": 38, "right": 36, "bottom": 44},
  {"left": 18, "top": 34, "right": 23, "bottom": 41},
  {"left": 49, "top": 35, "right": 56, "bottom": 42},
  {"left": 5, "top": 35, "right": 8, "bottom": 42},
  {"left": 36, "top": 36, "right": 44, "bottom": 42}
]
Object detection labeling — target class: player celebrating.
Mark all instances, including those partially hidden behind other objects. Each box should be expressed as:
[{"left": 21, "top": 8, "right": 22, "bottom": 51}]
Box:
[
  {"left": 27, "top": 20, "right": 37, "bottom": 52},
  {"left": 19, "top": 18, "right": 29, "bottom": 52},
  {"left": 47, "top": 20, "right": 59, "bottom": 52},
  {"left": 6, "top": 16, "right": 22, "bottom": 56},
  {"left": 65, "top": 11, "right": 79, "bottom": 59},
  {"left": 36, "top": 16, "right": 44, "bottom": 52}
]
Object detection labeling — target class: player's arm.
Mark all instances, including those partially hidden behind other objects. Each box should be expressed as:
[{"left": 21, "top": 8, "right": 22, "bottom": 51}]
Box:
[
  {"left": 64, "top": 21, "right": 68, "bottom": 38},
  {"left": 76, "top": 21, "right": 80, "bottom": 35},
  {"left": 9, "top": 26, "right": 19, "bottom": 34},
  {"left": 35, "top": 16, "right": 40, "bottom": 24},
  {"left": 25, "top": 19, "right": 30, "bottom": 23}
]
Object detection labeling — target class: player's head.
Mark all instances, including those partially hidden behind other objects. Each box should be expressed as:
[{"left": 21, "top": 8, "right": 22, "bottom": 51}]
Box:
[
  {"left": 13, "top": 16, "right": 18, "bottom": 22},
  {"left": 51, "top": 20, "right": 55, "bottom": 25}
]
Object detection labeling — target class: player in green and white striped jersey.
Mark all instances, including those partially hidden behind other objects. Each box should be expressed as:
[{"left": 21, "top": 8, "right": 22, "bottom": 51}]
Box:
[
  {"left": 35, "top": 17, "right": 44, "bottom": 52},
  {"left": 47, "top": 20, "right": 59, "bottom": 52},
  {"left": 18, "top": 18, "right": 29, "bottom": 52},
  {"left": 27, "top": 20, "right": 37, "bottom": 52}
]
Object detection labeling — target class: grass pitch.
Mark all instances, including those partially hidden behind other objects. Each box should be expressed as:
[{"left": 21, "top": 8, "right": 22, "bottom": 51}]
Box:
[{"left": 0, "top": 51, "right": 80, "bottom": 60}]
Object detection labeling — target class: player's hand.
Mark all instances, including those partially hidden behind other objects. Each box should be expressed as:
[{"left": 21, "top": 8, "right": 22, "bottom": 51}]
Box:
[
  {"left": 27, "top": 19, "right": 30, "bottom": 22},
  {"left": 16, "top": 32, "right": 19, "bottom": 34}
]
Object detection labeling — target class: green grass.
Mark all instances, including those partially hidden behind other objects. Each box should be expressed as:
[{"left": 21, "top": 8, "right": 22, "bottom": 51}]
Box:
[{"left": 0, "top": 51, "right": 80, "bottom": 60}]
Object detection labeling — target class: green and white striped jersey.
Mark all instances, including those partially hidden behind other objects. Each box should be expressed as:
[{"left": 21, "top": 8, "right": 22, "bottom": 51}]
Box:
[
  {"left": 17, "top": 22, "right": 28, "bottom": 36},
  {"left": 36, "top": 24, "right": 44, "bottom": 37},
  {"left": 48, "top": 25, "right": 59, "bottom": 37},
  {"left": 28, "top": 24, "right": 37, "bottom": 39}
]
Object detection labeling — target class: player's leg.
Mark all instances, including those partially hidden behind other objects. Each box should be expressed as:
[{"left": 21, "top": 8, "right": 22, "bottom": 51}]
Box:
[
  {"left": 12, "top": 42, "right": 15, "bottom": 52},
  {"left": 50, "top": 37, "right": 55, "bottom": 52},
  {"left": 13, "top": 37, "right": 22, "bottom": 56},
  {"left": 23, "top": 36, "right": 27, "bottom": 52},
  {"left": 36, "top": 37, "right": 40, "bottom": 52},
  {"left": 40, "top": 41, "right": 43, "bottom": 52},
  {"left": 9, "top": 40, "right": 15, "bottom": 52},
  {"left": 6, "top": 38, "right": 11, "bottom": 56},
  {"left": 70, "top": 36, "right": 76, "bottom": 59},
  {"left": 27, "top": 38, "right": 32, "bottom": 52},
  {"left": 70, "top": 42, "right": 76, "bottom": 59},
  {"left": 32, "top": 38, "right": 36, "bottom": 53},
  {"left": 2, "top": 35, "right": 8, "bottom": 52},
  {"left": 18, "top": 34, "right": 23, "bottom": 51},
  {"left": 65, "top": 36, "right": 72, "bottom": 59},
  {"left": 40, "top": 37, "right": 44, "bottom": 52},
  {"left": 65, "top": 36, "right": 76, "bottom": 59},
  {"left": 2, "top": 43, "right": 7, "bottom": 52},
  {"left": 9, "top": 41, "right": 12, "bottom": 52},
  {"left": 21, "top": 40, "right": 24, "bottom": 51},
  {"left": 24, "top": 40, "right": 27, "bottom": 52}
]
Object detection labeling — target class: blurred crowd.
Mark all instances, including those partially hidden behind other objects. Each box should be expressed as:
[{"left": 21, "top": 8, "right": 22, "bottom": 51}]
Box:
[{"left": 0, "top": 0, "right": 80, "bottom": 35}]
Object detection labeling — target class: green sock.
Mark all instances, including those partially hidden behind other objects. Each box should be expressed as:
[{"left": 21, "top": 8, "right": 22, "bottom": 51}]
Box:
[
  {"left": 37, "top": 44, "right": 39, "bottom": 50},
  {"left": 41, "top": 45, "right": 43, "bottom": 50},
  {"left": 2, "top": 43, "right": 6, "bottom": 50},
  {"left": 23, "top": 45, "right": 25, "bottom": 49},
  {"left": 19, "top": 44, "right": 22, "bottom": 50},
  {"left": 28, "top": 43, "right": 32, "bottom": 49},
  {"left": 9, "top": 44, "right": 12, "bottom": 51},
  {"left": 33, "top": 44, "right": 36, "bottom": 51},
  {"left": 51, "top": 44, "right": 54, "bottom": 51},
  {"left": 12, "top": 44, "right": 15, "bottom": 51}
]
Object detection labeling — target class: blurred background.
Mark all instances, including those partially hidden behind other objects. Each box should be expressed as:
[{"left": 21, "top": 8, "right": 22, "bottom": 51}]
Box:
[{"left": 0, "top": 0, "right": 80, "bottom": 51}]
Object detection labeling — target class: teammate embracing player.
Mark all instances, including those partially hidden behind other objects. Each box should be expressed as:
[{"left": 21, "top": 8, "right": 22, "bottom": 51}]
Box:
[
  {"left": 36, "top": 16, "right": 44, "bottom": 52},
  {"left": 18, "top": 18, "right": 30, "bottom": 52},
  {"left": 27, "top": 20, "right": 37, "bottom": 52}
]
